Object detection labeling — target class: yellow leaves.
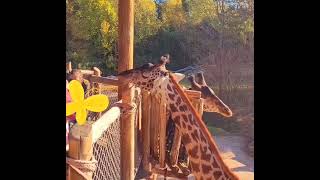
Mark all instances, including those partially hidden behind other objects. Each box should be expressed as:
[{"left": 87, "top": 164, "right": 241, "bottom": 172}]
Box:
[
  {"left": 101, "top": 20, "right": 110, "bottom": 34},
  {"left": 66, "top": 80, "right": 109, "bottom": 125},
  {"left": 166, "top": 0, "right": 183, "bottom": 7}
]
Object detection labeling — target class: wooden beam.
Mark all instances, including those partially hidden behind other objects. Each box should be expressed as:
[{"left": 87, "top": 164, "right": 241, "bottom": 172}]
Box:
[
  {"left": 80, "top": 69, "right": 95, "bottom": 75},
  {"left": 88, "top": 76, "right": 119, "bottom": 86},
  {"left": 118, "top": 0, "right": 134, "bottom": 179}
]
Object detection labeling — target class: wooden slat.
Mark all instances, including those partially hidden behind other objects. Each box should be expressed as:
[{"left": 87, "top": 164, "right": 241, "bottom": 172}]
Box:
[
  {"left": 150, "top": 95, "right": 155, "bottom": 157},
  {"left": 159, "top": 98, "right": 167, "bottom": 168},
  {"left": 142, "top": 91, "right": 151, "bottom": 171},
  {"left": 88, "top": 76, "right": 119, "bottom": 86},
  {"left": 153, "top": 96, "right": 160, "bottom": 159}
]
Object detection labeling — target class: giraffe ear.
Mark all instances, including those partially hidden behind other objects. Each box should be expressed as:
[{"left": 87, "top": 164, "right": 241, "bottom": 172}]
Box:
[{"left": 172, "top": 73, "right": 185, "bottom": 82}]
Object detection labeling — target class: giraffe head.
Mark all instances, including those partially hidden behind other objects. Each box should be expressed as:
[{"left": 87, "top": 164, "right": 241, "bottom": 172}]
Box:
[
  {"left": 117, "top": 54, "right": 171, "bottom": 91},
  {"left": 117, "top": 54, "right": 188, "bottom": 105},
  {"left": 188, "top": 72, "right": 233, "bottom": 117}
]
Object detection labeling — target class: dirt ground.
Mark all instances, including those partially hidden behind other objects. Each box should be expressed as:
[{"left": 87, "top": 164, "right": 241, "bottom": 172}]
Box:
[{"left": 215, "top": 135, "right": 254, "bottom": 172}]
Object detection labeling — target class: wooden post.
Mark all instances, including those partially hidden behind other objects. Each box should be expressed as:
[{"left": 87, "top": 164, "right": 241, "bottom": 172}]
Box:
[
  {"left": 142, "top": 91, "right": 151, "bottom": 171},
  {"left": 118, "top": 0, "right": 134, "bottom": 179},
  {"left": 68, "top": 123, "right": 94, "bottom": 180}
]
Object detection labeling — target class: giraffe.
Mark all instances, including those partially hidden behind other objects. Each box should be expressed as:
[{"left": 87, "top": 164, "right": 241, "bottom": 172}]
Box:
[
  {"left": 166, "top": 72, "right": 233, "bottom": 174},
  {"left": 117, "top": 55, "right": 240, "bottom": 180}
]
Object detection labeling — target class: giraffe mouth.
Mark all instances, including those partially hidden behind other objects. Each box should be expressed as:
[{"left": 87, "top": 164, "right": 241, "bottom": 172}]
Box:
[{"left": 220, "top": 107, "right": 233, "bottom": 117}]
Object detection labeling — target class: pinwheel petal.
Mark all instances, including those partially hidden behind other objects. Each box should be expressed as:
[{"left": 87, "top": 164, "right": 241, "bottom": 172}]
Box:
[
  {"left": 66, "top": 102, "right": 79, "bottom": 116},
  {"left": 84, "top": 95, "right": 109, "bottom": 112},
  {"left": 76, "top": 108, "right": 87, "bottom": 125},
  {"left": 69, "top": 80, "right": 84, "bottom": 102}
]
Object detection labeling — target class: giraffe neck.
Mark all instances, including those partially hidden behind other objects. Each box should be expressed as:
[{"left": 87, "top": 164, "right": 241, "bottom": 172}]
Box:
[{"left": 166, "top": 75, "right": 239, "bottom": 180}]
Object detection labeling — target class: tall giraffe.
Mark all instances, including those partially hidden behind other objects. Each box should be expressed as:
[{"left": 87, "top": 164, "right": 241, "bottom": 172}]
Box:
[
  {"left": 166, "top": 72, "right": 233, "bottom": 173},
  {"left": 117, "top": 55, "right": 239, "bottom": 180}
]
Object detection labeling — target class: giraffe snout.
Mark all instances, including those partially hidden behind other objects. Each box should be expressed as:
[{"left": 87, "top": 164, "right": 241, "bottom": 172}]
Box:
[{"left": 222, "top": 107, "right": 233, "bottom": 117}]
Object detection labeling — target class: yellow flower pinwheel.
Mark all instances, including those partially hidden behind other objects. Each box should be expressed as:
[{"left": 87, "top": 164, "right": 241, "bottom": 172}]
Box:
[{"left": 66, "top": 80, "right": 109, "bottom": 125}]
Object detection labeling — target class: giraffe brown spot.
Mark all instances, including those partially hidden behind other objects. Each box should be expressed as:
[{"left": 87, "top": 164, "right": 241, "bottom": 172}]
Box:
[
  {"left": 142, "top": 82, "right": 146, "bottom": 85},
  {"left": 181, "top": 134, "right": 191, "bottom": 145},
  {"left": 193, "top": 130, "right": 199, "bottom": 141},
  {"left": 199, "top": 131, "right": 206, "bottom": 143},
  {"left": 201, "top": 164, "right": 212, "bottom": 174},
  {"left": 212, "top": 158, "right": 219, "bottom": 168},
  {"left": 200, "top": 177, "right": 204, "bottom": 180},
  {"left": 158, "top": 85, "right": 161, "bottom": 89},
  {"left": 176, "top": 97, "right": 182, "bottom": 105},
  {"left": 189, "top": 161, "right": 200, "bottom": 172},
  {"left": 137, "top": 82, "right": 141, "bottom": 85},
  {"left": 213, "top": 171, "right": 222, "bottom": 179},
  {"left": 173, "top": 116, "right": 181, "bottom": 127},
  {"left": 188, "top": 145, "right": 199, "bottom": 159},
  {"left": 206, "top": 178, "right": 212, "bottom": 180},
  {"left": 181, "top": 114, "right": 188, "bottom": 123},
  {"left": 187, "top": 125, "right": 192, "bottom": 131},
  {"left": 191, "top": 132, "right": 199, "bottom": 143},
  {"left": 169, "top": 104, "right": 178, "bottom": 112},
  {"left": 201, "top": 149, "right": 211, "bottom": 161},
  {"left": 173, "top": 87, "right": 178, "bottom": 94},
  {"left": 168, "top": 93, "right": 175, "bottom": 101},
  {"left": 183, "top": 105, "right": 188, "bottom": 110},
  {"left": 182, "top": 122, "right": 186, "bottom": 129},
  {"left": 179, "top": 105, "right": 188, "bottom": 112},
  {"left": 200, "top": 144, "right": 207, "bottom": 152},
  {"left": 167, "top": 84, "right": 172, "bottom": 91}
]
